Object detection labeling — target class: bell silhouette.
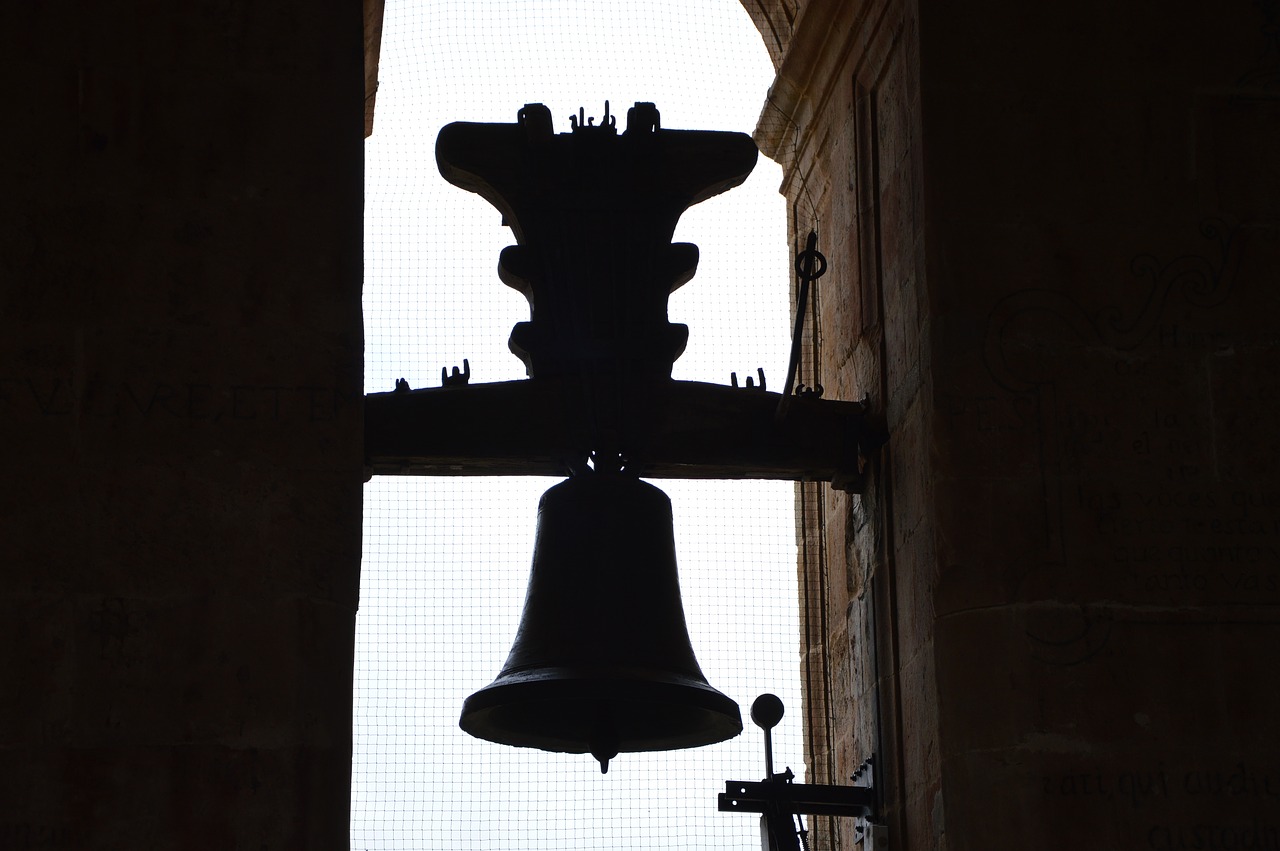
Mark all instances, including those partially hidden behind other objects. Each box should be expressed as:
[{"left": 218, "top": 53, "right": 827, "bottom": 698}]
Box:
[{"left": 459, "top": 472, "right": 742, "bottom": 772}]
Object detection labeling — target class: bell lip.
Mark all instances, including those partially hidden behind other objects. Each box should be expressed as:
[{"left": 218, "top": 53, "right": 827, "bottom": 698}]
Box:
[{"left": 459, "top": 670, "right": 743, "bottom": 754}]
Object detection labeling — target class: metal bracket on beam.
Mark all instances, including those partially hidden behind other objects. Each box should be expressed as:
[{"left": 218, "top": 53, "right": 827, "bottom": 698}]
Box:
[
  {"left": 720, "top": 696, "right": 883, "bottom": 851},
  {"left": 718, "top": 777, "right": 876, "bottom": 818}
]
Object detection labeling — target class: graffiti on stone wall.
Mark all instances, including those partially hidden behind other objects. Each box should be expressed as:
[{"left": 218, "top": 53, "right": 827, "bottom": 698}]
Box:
[
  {"left": 981, "top": 221, "right": 1259, "bottom": 607},
  {"left": 1041, "top": 761, "right": 1280, "bottom": 849},
  {"left": 983, "top": 221, "right": 1240, "bottom": 390},
  {"left": 1238, "top": 0, "right": 1280, "bottom": 89},
  {"left": 1024, "top": 606, "right": 1115, "bottom": 666}
]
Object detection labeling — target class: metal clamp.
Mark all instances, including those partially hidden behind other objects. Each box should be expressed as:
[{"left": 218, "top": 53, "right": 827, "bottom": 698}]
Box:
[{"left": 719, "top": 694, "right": 879, "bottom": 851}]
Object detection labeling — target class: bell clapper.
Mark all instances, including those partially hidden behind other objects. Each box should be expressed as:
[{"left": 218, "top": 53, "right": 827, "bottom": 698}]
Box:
[
  {"left": 590, "top": 704, "right": 620, "bottom": 774},
  {"left": 591, "top": 745, "right": 618, "bottom": 775}
]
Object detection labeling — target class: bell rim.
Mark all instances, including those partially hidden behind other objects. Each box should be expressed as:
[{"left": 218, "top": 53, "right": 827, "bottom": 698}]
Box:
[{"left": 459, "top": 672, "right": 743, "bottom": 754}]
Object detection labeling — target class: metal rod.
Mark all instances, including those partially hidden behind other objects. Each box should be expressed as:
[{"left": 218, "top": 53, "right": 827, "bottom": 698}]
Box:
[
  {"left": 777, "top": 230, "right": 824, "bottom": 423},
  {"left": 763, "top": 726, "right": 775, "bottom": 778}
]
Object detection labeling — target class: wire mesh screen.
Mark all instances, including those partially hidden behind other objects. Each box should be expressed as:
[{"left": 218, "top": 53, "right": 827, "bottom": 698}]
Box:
[{"left": 356, "top": 2, "right": 803, "bottom": 848}]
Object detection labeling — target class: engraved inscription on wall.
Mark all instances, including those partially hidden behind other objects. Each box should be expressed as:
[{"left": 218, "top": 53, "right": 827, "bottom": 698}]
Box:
[{"left": 1042, "top": 763, "right": 1280, "bottom": 849}]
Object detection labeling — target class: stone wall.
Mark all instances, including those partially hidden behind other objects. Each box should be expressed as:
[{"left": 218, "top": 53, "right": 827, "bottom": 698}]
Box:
[
  {"left": 753, "top": 0, "right": 1280, "bottom": 848},
  {"left": 756, "top": 0, "right": 934, "bottom": 846},
  {"left": 1, "top": 2, "right": 365, "bottom": 847}
]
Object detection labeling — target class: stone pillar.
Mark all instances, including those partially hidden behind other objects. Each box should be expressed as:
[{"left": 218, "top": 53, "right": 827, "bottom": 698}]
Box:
[
  {"left": 1, "top": 3, "right": 365, "bottom": 847},
  {"left": 754, "top": 0, "right": 1280, "bottom": 847},
  {"left": 756, "top": 0, "right": 933, "bottom": 846}
]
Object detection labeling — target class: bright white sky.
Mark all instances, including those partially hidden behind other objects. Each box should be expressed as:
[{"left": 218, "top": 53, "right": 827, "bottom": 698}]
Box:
[{"left": 356, "top": 3, "right": 803, "bottom": 849}]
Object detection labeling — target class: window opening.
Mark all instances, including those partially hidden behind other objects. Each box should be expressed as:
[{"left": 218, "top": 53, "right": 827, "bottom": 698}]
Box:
[{"left": 355, "top": 3, "right": 805, "bottom": 848}]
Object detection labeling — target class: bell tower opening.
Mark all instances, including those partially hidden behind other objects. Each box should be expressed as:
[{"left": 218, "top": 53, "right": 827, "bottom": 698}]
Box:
[{"left": 356, "top": 3, "right": 805, "bottom": 848}]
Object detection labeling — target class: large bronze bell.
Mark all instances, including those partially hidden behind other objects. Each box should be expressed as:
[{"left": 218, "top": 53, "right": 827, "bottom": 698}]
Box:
[{"left": 459, "top": 472, "right": 742, "bottom": 772}]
